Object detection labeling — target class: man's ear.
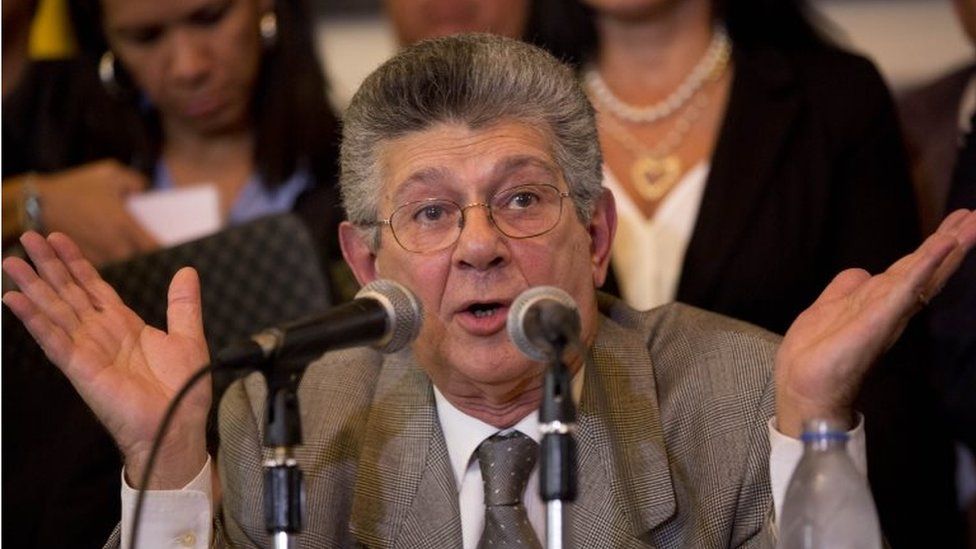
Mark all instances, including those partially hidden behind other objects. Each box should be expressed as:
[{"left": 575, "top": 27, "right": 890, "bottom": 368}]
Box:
[
  {"left": 588, "top": 189, "right": 617, "bottom": 288},
  {"left": 339, "top": 221, "right": 379, "bottom": 286}
]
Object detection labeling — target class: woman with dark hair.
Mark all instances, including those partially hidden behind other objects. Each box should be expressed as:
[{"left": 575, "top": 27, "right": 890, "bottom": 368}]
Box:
[
  {"left": 3, "top": 0, "right": 343, "bottom": 293},
  {"left": 538, "top": 0, "right": 966, "bottom": 546},
  {"left": 1, "top": 2, "right": 344, "bottom": 547}
]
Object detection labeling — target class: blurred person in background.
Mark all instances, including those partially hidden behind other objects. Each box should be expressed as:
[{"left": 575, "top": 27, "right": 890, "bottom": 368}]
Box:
[
  {"left": 384, "top": 0, "right": 529, "bottom": 45},
  {"left": 2, "top": 0, "right": 344, "bottom": 292},
  {"left": 1, "top": 1, "right": 344, "bottom": 547},
  {"left": 536, "top": 0, "right": 965, "bottom": 546},
  {"left": 382, "top": 0, "right": 592, "bottom": 65},
  {"left": 899, "top": 0, "right": 976, "bottom": 544}
]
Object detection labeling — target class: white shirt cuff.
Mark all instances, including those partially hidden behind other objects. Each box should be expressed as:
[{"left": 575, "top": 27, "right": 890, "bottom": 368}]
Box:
[
  {"left": 120, "top": 456, "right": 213, "bottom": 549},
  {"left": 767, "top": 414, "right": 866, "bottom": 523}
]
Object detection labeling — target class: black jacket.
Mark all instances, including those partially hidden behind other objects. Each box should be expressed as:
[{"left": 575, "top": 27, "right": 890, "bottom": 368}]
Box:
[{"left": 604, "top": 45, "right": 965, "bottom": 548}]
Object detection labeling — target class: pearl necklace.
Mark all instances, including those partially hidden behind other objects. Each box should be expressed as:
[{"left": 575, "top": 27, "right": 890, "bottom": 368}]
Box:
[
  {"left": 584, "top": 26, "right": 731, "bottom": 124},
  {"left": 589, "top": 35, "right": 731, "bottom": 202}
]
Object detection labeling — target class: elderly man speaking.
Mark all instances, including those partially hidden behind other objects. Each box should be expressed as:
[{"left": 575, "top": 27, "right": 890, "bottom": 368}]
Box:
[{"left": 4, "top": 34, "right": 976, "bottom": 548}]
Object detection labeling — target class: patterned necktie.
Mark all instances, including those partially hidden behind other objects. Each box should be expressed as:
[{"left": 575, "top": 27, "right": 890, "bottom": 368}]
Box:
[{"left": 476, "top": 431, "right": 542, "bottom": 549}]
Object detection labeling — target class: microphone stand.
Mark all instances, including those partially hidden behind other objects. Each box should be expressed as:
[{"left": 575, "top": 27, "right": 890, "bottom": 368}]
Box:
[
  {"left": 261, "top": 353, "right": 306, "bottom": 549},
  {"left": 539, "top": 342, "right": 577, "bottom": 549}
]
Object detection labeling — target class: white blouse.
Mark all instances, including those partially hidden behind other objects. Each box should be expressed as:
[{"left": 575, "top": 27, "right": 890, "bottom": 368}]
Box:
[{"left": 604, "top": 162, "right": 709, "bottom": 310}]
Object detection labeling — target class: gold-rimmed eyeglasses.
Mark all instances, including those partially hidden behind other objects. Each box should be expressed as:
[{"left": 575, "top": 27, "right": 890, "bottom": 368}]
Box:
[{"left": 364, "top": 183, "right": 571, "bottom": 254}]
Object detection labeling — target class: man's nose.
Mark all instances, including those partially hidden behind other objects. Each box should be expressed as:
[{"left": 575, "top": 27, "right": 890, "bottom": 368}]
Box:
[{"left": 453, "top": 204, "right": 508, "bottom": 270}]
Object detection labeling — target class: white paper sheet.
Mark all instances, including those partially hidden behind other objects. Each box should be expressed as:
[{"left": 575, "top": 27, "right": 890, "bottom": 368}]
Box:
[{"left": 126, "top": 185, "right": 221, "bottom": 246}]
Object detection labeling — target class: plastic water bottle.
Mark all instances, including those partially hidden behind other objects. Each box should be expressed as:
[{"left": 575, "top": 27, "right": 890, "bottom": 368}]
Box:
[{"left": 777, "top": 419, "right": 882, "bottom": 549}]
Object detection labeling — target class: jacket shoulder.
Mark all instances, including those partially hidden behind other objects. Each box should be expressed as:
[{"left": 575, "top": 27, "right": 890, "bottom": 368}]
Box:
[
  {"left": 600, "top": 295, "right": 781, "bottom": 359},
  {"left": 215, "top": 347, "right": 384, "bottom": 545},
  {"left": 599, "top": 296, "right": 779, "bottom": 410},
  {"left": 219, "top": 346, "right": 385, "bottom": 443}
]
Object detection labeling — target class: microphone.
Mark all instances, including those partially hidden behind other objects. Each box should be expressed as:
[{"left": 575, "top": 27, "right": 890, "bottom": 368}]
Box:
[
  {"left": 506, "top": 286, "right": 581, "bottom": 362},
  {"left": 216, "top": 279, "right": 423, "bottom": 370}
]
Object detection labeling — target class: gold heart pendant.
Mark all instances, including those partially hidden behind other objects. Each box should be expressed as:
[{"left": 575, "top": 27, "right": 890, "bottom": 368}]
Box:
[{"left": 631, "top": 156, "right": 682, "bottom": 201}]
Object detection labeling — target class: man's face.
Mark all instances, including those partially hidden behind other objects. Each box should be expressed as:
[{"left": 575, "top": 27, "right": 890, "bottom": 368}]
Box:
[{"left": 341, "top": 121, "right": 614, "bottom": 406}]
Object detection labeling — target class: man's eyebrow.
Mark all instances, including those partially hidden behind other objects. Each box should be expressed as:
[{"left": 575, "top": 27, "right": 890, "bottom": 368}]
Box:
[
  {"left": 389, "top": 156, "right": 560, "bottom": 204},
  {"left": 491, "top": 155, "right": 560, "bottom": 181},
  {"left": 391, "top": 167, "right": 452, "bottom": 203}
]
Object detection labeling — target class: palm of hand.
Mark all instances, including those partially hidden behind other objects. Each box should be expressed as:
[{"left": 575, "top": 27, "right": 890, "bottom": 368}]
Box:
[
  {"left": 63, "top": 302, "right": 211, "bottom": 459},
  {"left": 3, "top": 232, "right": 211, "bottom": 460},
  {"left": 775, "top": 209, "right": 976, "bottom": 435},
  {"left": 776, "top": 268, "right": 900, "bottom": 418}
]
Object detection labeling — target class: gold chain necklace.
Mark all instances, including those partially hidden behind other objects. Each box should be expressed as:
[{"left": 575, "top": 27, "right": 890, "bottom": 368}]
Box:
[{"left": 597, "top": 91, "right": 709, "bottom": 201}]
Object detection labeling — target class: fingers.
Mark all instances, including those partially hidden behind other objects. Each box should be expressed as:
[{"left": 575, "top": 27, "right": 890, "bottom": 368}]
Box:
[
  {"left": 884, "top": 209, "right": 976, "bottom": 308},
  {"left": 99, "top": 164, "right": 157, "bottom": 253},
  {"left": 2, "top": 290, "right": 74, "bottom": 366},
  {"left": 6, "top": 235, "right": 82, "bottom": 332},
  {"left": 814, "top": 268, "right": 870, "bottom": 304},
  {"left": 23, "top": 232, "right": 96, "bottom": 315},
  {"left": 166, "top": 267, "right": 205, "bottom": 344},
  {"left": 925, "top": 209, "right": 976, "bottom": 298},
  {"left": 110, "top": 163, "right": 150, "bottom": 196},
  {"left": 854, "top": 210, "right": 976, "bottom": 334},
  {"left": 892, "top": 228, "right": 956, "bottom": 290},
  {"left": 934, "top": 208, "right": 972, "bottom": 234},
  {"left": 82, "top": 211, "right": 154, "bottom": 265},
  {"left": 6, "top": 233, "right": 134, "bottom": 360},
  {"left": 38, "top": 162, "right": 157, "bottom": 265},
  {"left": 47, "top": 232, "right": 126, "bottom": 310}
]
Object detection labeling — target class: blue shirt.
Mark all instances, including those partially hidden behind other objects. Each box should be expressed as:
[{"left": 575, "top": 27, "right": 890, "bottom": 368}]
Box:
[{"left": 153, "top": 162, "right": 311, "bottom": 225}]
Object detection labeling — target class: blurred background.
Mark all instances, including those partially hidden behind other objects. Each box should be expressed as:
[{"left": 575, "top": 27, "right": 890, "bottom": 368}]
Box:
[
  {"left": 315, "top": 0, "right": 974, "bottom": 109},
  {"left": 18, "top": 0, "right": 974, "bottom": 110}
]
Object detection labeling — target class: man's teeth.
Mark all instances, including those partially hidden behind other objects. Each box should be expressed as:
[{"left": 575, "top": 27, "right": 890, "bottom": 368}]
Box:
[{"left": 472, "top": 307, "right": 497, "bottom": 318}]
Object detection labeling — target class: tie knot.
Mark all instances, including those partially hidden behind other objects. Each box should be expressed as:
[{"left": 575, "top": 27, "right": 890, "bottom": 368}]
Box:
[{"left": 477, "top": 431, "right": 538, "bottom": 506}]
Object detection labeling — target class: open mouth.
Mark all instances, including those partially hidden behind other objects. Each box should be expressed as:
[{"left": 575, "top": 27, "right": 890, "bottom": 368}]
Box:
[
  {"left": 467, "top": 302, "right": 503, "bottom": 318},
  {"left": 456, "top": 300, "right": 509, "bottom": 335}
]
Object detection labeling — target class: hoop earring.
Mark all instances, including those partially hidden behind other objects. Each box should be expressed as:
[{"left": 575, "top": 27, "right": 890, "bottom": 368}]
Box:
[
  {"left": 98, "top": 50, "right": 120, "bottom": 95},
  {"left": 260, "top": 12, "right": 277, "bottom": 48}
]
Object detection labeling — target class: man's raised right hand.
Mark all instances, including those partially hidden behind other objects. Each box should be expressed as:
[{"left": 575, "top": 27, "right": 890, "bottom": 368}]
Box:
[{"left": 3, "top": 231, "right": 210, "bottom": 489}]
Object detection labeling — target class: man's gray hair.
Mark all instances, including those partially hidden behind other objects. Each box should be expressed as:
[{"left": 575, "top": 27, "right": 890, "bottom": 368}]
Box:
[{"left": 340, "top": 33, "right": 604, "bottom": 244}]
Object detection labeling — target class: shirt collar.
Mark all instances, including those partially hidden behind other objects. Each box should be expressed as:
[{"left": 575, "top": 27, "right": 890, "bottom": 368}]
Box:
[{"left": 432, "top": 365, "right": 587, "bottom": 491}]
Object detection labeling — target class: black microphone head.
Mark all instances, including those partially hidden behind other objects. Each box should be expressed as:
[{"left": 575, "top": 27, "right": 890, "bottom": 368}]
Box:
[
  {"left": 507, "top": 286, "right": 580, "bottom": 362},
  {"left": 355, "top": 279, "right": 423, "bottom": 353}
]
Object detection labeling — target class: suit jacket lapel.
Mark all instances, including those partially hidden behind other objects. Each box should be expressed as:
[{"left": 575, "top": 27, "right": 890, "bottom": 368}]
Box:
[
  {"left": 569, "top": 318, "right": 676, "bottom": 547},
  {"left": 678, "top": 47, "right": 801, "bottom": 305},
  {"left": 349, "top": 351, "right": 462, "bottom": 548}
]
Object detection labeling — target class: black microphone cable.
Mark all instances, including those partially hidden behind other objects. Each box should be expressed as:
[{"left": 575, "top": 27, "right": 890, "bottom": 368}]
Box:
[{"left": 127, "top": 360, "right": 225, "bottom": 549}]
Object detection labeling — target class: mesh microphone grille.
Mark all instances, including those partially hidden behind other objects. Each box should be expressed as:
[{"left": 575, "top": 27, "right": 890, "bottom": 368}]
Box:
[
  {"left": 506, "top": 286, "right": 578, "bottom": 362},
  {"left": 354, "top": 279, "right": 423, "bottom": 353}
]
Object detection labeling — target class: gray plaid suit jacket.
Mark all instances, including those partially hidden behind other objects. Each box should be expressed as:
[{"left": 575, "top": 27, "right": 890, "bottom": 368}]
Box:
[{"left": 207, "top": 296, "right": 779, "bottom": 548}]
